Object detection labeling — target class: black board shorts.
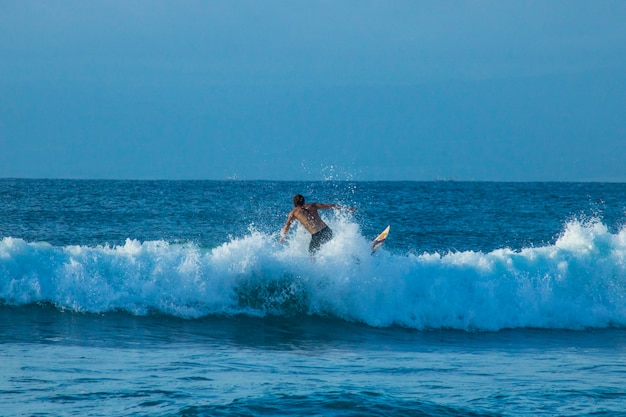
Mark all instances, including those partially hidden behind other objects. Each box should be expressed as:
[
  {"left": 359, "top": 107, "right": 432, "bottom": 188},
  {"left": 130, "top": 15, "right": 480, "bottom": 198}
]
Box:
[{"left": 309, "top": 226, "right": 333, "bottom": 254}]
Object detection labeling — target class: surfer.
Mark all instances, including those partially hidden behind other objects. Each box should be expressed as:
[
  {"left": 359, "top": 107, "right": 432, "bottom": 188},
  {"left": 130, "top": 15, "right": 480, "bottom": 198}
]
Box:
[{"left": 280, "top": 194, "right": 355, "bottom": 254}]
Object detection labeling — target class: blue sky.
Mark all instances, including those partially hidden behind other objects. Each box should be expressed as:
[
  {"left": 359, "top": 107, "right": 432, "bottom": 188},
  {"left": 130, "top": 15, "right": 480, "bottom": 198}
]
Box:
[{"left": 1, "top": 1, "right": 625, "bottom": 181}]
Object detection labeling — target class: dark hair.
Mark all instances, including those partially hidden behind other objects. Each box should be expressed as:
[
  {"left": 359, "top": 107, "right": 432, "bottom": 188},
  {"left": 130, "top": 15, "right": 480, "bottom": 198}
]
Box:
[{"left": 293, "top": 194, "right": 305, "bottom": 207}]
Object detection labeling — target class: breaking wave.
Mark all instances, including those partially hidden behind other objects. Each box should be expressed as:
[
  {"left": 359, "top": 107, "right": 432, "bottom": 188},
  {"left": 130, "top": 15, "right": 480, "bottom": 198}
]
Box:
[{"left": 1, "top": 218, "right": 626, "bottom": 331}]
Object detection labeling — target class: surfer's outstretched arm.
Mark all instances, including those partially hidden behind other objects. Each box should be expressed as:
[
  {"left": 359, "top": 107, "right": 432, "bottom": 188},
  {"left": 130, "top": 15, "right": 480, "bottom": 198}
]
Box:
[{"left": 312, "top": 203, "right": 356, "bottom": 211}]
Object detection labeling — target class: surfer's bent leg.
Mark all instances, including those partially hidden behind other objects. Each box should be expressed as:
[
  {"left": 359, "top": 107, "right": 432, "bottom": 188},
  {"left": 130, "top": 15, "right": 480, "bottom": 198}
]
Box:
[{"left": 309, "top": 226, "right": 333, "bottom": 254}]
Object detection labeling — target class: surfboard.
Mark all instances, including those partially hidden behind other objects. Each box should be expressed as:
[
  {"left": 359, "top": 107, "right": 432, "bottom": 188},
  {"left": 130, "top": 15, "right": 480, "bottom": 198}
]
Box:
[{"left": 371, "top": 225, "right": 390, "bottom": 253}]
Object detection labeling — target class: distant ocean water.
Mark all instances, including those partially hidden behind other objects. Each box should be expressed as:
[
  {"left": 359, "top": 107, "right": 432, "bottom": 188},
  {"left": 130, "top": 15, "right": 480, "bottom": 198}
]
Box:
[{"left": 1, "top": 179, "right": 626, "bottom": 416}]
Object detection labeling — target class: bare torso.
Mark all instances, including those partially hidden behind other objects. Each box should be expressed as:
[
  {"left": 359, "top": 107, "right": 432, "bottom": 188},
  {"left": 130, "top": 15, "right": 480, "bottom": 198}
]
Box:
[
  {"left": 281, "top": 201, "right": 351, "bottom": 243},
  {"left": 290, "top": 204, "right": 328, "bottom": 234}
]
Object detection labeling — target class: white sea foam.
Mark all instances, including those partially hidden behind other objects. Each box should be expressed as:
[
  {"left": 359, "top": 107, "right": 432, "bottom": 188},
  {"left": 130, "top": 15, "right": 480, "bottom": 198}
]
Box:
[{"left": 1, "top": 218, "right": 626, "bottom": 331}]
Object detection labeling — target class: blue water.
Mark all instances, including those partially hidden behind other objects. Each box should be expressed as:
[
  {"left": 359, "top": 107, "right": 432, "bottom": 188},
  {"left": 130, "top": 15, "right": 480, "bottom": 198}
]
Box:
[{"left": 2, "top": 179, "right": 626, "bottom": 416}]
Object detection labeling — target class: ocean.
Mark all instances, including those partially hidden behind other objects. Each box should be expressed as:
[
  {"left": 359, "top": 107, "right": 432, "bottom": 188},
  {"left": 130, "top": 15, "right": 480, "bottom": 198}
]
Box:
[{"left": 1, "top": 179, "right": 625, "bottom": 416}]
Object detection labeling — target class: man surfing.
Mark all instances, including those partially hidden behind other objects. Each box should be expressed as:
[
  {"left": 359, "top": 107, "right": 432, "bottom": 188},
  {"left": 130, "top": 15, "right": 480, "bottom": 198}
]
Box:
[{"left": 280, "top": 194, "right": 355, "bottom": 254}]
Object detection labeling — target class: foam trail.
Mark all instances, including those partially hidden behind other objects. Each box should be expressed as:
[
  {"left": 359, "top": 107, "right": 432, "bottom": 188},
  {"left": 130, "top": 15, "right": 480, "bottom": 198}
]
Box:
[{"left": 1, "top": 218, "right": 626, "bottom": 331}]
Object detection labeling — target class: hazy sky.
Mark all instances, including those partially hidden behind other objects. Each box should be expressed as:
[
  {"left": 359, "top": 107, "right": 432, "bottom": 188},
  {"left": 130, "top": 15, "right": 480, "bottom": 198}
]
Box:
[{"left": 1, "top": 1, "right": 625, "bottom": 181}]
